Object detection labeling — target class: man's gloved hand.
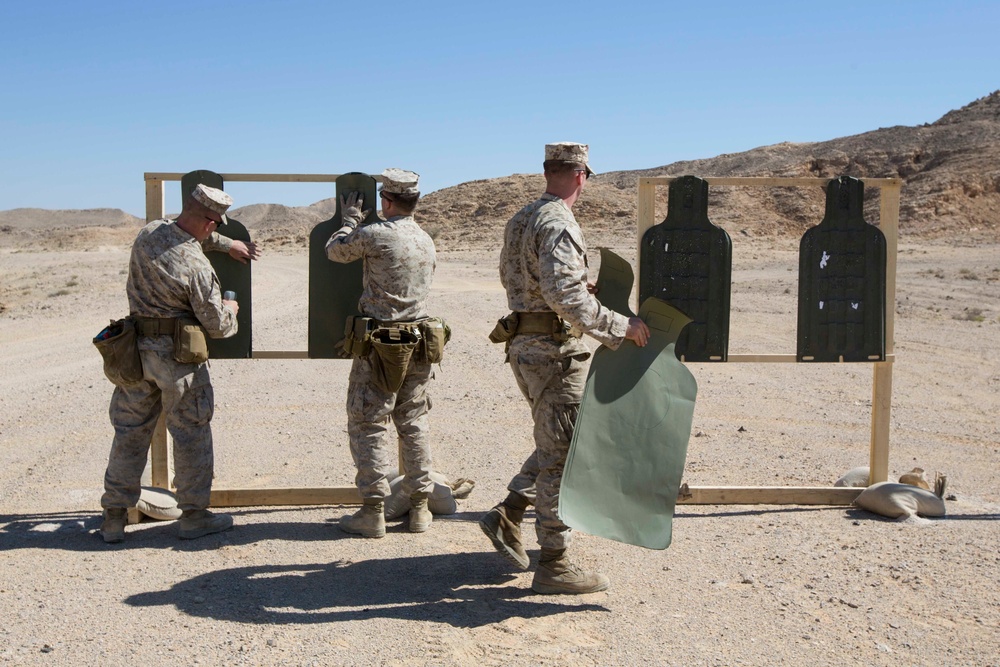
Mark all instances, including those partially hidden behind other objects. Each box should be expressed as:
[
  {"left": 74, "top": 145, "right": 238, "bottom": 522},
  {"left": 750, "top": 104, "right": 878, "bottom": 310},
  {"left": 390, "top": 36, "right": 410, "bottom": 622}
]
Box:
[{"left": 339, "top": 191, "right": 372, "bottom": 227}]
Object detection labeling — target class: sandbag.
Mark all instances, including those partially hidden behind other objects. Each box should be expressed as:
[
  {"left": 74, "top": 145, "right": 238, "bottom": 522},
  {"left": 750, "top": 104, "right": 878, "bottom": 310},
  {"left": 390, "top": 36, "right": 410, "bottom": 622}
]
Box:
[
  {"left": 834, "top": 466, "right": 870, "bottom": 488},
  {"left": 854, "top": 482, "right": 945, "bottom": 519},
  {"left": 136, "top": 486, "right": 182, "bottom": 521},
  {"left": 383, "top": 472, "right": 475, "bottom": 520}
]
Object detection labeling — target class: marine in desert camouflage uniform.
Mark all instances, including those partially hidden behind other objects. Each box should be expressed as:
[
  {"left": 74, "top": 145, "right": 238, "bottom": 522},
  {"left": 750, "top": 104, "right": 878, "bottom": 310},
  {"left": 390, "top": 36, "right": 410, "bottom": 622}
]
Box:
[
  {"left": 480, "top": 143, "right": 650, "bottom": 594},
  {"left": 326, "top": 168, "right": 438, "bottom": 538},
  {"left": 100, "top": 184, "right": 254, "bottom": 543}
]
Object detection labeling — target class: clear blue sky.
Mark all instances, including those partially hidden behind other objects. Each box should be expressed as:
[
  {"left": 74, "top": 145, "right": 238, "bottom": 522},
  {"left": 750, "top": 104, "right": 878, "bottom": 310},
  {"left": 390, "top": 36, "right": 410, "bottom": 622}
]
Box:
[{"left": 1, "top": 1, "right": 997, "bottom": 217}]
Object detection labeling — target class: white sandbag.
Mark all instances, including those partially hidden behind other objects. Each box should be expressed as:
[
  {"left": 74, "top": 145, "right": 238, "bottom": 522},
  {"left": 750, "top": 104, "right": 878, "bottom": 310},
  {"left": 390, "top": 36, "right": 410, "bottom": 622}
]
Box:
[
  {"left": 136, "top": 486, "right": 182, "bottom": 521},
  {"left": 834, "top": 466, "right": 870, "bottom": 488},
  {"left": 383, "top": 472, "right": 460, "bottom": 520},
  {"left": 854, "top": 481, "right": 946, "bottom": 520}
]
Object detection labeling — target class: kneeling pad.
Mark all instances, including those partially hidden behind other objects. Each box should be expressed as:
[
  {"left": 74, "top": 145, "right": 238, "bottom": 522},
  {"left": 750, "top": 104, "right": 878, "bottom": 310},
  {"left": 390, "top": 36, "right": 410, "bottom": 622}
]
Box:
[
  {"left": 136, "top": 486, "right": 182, "bottom": 521},
  {"left": 383, "top": 472, "right": 461, "bottom": 520},
  {"left": 854, "top": 482, "right": 945, "bottom": 520}
]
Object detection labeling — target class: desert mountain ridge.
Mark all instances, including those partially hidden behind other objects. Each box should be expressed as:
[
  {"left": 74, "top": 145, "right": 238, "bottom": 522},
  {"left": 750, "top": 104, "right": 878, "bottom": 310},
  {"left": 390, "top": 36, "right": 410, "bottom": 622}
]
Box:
[{"left": 2, "top": 90, "right": 998, "bottom": 250}]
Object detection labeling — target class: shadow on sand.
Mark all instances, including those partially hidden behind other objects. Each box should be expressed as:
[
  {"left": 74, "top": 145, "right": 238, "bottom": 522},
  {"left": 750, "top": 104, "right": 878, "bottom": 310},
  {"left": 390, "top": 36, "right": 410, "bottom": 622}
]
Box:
[{"left": 123, "top": 553, "right": 607, "bottom": 628}]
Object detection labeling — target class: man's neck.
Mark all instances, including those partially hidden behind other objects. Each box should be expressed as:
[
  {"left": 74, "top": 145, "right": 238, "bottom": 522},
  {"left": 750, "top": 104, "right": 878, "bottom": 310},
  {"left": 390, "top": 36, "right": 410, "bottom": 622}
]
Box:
[{"left": 544, "top": 187, "right": 581, "bottom": 209}]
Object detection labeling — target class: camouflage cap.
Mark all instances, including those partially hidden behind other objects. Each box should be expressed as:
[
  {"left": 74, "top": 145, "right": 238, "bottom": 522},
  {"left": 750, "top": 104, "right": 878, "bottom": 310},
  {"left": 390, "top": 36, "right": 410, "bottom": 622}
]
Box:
[
  {"left": 545, "top": 142, "right": 595, "bottom": 176},
  {"left": 190, "top": 183, "right": 232, "bottom": 225},
  {"left": 379, "top": 168, "right": 420, "bottom": 196}
]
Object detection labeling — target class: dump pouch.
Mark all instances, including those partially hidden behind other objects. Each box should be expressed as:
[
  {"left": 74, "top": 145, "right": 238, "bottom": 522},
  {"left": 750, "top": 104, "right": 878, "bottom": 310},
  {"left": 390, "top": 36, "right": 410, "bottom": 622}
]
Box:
[
  {"left": 343, "top": 315, "right": 374, "bottom": 358},
  {"left": 173, "top": 318, "right": 210, "bottom": 364},
  {"left": 93, "top": 316, "right": 144, "bottom": 386},
  {"left": 370, "top": 327, "right": 421, "bottom": 393},
  {"left": 488, "top": 313, "right": 520, "bottom": 344},
  {"left": 418, "top": 317, "right": 451, "bottom": 363}
]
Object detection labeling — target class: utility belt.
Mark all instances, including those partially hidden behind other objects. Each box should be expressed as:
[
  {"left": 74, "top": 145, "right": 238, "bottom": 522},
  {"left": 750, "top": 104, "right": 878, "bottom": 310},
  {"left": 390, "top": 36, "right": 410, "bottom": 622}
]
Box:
[
  {"left": 488, "top": 311, "right": 581, "bottom": 347},
  {"left": 135, "top": 316, "right": 209, "bottom": 364},
  {"left": 343, "top": 315, "right": 451, "bottom": 393}
]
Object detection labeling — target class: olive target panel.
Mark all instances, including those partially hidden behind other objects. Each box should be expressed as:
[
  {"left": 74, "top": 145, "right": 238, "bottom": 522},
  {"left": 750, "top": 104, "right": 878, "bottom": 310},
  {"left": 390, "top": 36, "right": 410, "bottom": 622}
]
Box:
[
  {"left": 307, "top": 172, "right": 375, "bottom": 359},
  {"left": 181, "top": 169, "right": 253, "bottom": 358},
  {"left": 560, "top": 297, "right": 697, "bottom": 550},
  {"left": 639, "top": 175, "right": 732, "bottom": 361},
  {"left": 797, "top": 176, "right": 886, "bottom": 362},
  {"left": 594, "top": 247, "right": 636, "bottom": 318}
]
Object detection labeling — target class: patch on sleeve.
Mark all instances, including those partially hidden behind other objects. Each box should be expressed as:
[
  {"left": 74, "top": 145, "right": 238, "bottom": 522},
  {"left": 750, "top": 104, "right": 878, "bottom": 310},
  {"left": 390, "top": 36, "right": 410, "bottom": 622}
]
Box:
[{"left": 549, "top": 224, "right": 586, "bottom": 263}]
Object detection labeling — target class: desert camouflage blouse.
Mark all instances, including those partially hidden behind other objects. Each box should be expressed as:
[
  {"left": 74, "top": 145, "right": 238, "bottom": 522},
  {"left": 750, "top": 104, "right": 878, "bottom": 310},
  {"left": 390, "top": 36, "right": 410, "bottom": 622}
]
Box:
[
  {"left": 500, "top": 194, "right": 628, "bottom": 349},
  {"left": 127, "top": 219, "right": 237, "bottom": 351},
  {"left": 325, "top": 215, "right": 436, "bottom": 322}
]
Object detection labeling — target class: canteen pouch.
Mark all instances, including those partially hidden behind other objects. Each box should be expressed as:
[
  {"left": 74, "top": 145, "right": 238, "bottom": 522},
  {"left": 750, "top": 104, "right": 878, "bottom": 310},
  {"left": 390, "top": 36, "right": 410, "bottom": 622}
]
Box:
[
  {"left": 93, "top": 316, "right": 143, "bottom": 386},
  {"left": 419, "top": 317, "right": 451, "bottom": 363},
  {"left": 173, "top": 318, "right": 210, "bottom": 364},
  {"left": 488, "top": 312, "right": 519, "bottom": 344},
  {"left": 370, "top": 327, "right": 421, "bottom": 393},
  {"left": 343, "top": 316, "right": 374, "bottom": 358}
]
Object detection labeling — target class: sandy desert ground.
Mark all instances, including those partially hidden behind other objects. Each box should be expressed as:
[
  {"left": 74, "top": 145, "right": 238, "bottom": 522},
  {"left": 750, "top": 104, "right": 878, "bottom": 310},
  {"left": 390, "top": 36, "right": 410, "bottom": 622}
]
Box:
[{"left": 1, "top": 233, "right": 998, "bottom": 666}]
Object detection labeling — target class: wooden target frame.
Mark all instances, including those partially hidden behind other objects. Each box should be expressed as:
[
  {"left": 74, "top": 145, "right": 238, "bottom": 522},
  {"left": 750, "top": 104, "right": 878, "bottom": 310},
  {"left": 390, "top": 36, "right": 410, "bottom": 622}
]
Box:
[
  {"left": 139, "top": 172, "right": 901, "bottom": 513},
  {"left": 638, "top": 176, "right": 902, "bottom": 505},
  {"left": 143, "top": 172, "right": 363, "bottom": 510}
]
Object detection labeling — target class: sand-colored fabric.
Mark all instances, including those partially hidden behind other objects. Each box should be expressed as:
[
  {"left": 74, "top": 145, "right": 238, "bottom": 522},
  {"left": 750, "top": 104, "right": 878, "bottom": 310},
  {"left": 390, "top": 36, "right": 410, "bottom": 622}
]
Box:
[
  {"left": 383, "top": 471, "right": 474, "bottom": 520},
  {"left": 834, "top": 466, "right": 870, "bottom": 487},
  {"left": 135, "top": 486, "right": 182, "bottom": 521},
  {"left": 854, "top": 481, "right": 946, "bottom": 519}
]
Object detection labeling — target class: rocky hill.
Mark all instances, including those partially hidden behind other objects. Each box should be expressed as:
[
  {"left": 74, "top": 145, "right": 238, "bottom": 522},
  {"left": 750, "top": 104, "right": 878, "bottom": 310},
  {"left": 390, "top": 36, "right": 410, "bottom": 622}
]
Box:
[
  {"left": 417, "top": 90, "right": 1000, "bottom": 248},
  {"left": 2, "top": 91, "right": 997, "bottom": 250}
]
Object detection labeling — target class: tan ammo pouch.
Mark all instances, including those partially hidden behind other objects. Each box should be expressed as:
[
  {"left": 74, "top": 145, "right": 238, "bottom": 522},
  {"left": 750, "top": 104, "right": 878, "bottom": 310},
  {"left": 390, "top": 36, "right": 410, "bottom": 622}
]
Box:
[
  {"left": 417, "top": 317, "right": 451, "bottom": 364},
  {"left": 173, "top": 318, "right": 209, "bottom": 364},
  {"left": 370, "top": 327, "right": 421, "bottom": 393},
  {"left": 93, "top": 316, "right": 143, "bottom": 386},
  {"left": 343, "top": 316, "right": 375, "bottom": 358}
]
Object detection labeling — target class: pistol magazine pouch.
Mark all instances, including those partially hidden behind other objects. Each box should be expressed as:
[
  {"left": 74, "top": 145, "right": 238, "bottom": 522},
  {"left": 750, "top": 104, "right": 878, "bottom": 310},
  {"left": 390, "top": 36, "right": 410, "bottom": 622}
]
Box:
[
  {"left": 343, "top": 316, "right": 374, "bottom": 358},
  {"left": 93, "top": 316, "right": 143, "bottom": 386},
  {"left": 173, "top": 318, "right": 210, "bottom": 364},
  {"left": 418, "top": 317, "right": 450, "bottom": 364},
  {"left": 370, "top": 327, "right": 421, "bottom": 393}
]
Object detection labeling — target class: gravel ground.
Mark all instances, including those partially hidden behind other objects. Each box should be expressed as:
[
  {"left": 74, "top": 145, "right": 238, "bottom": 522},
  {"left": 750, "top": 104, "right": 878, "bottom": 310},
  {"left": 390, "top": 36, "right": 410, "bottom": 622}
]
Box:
[{"left": 1, "top": 238, "right": 998, "bottom": 666}]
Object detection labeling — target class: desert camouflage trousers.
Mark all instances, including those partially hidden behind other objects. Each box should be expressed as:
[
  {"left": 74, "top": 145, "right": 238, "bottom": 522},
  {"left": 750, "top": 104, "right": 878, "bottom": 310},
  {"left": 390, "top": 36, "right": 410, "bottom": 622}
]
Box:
[
  {"left": 101, "top": 349, "right": 215, "bottom": 511},
  {"left": 346, "top": 353, "right": 435, "bottom": 501},
  {"left": 506, "top": 335, "right": 590, "bottom": 550}
]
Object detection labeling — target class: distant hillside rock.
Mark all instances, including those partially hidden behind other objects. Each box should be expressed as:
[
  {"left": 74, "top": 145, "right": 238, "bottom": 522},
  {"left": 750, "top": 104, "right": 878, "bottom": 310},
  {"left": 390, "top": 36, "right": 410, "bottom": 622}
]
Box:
[
  {"left": 0, "top": 208, "right": 143, "bottom": 230},
  {"left": 419, "top": 90, "right": 1000, "bottom": 246},
  {"left": 2, "top": 91, "right": 997, "bottom": 249},
  {"left": 228, "top": 199, "right": 338, "bottom": 231}
]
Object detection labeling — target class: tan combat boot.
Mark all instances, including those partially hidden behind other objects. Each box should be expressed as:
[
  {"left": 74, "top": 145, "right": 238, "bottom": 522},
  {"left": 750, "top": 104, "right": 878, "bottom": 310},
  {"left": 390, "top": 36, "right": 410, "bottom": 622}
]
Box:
[
  {"left": 100, "top": 507, "right": 127, "bottom": 544},
  {"left": 339, "top": 500, "right": 386, "bottom": 538},
  {"left": 479, "top": 495, "right": 529, "bottom": 570},
  {"left": 178, "top": 509, "right": 233, "bottom": 540},
  {"left": 531, "top": 548, "right": 610, "bottom": 595},
  {"left": 409, "top": 493, "right": 432, "bottom": 533}
]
